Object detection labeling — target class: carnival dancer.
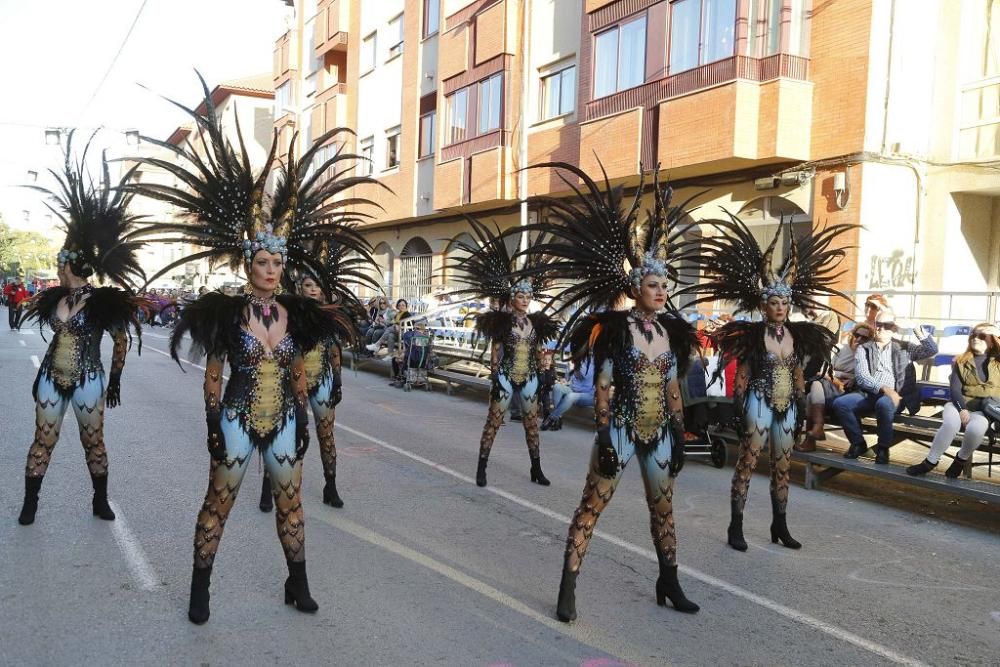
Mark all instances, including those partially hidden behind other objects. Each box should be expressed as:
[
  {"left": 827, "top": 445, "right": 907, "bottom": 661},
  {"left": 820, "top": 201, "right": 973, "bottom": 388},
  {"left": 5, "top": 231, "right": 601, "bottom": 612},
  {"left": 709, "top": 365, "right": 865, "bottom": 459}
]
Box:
[
  {"left": 444, "top": 216, "right": 558, "bottom": 488},
  {"left": 518, "top": 163, "right": 702, "bottom": 620},
  {"left": 126, "top": 74, "right": 379, "bottom": 623},
  {"left": 679, "top": 217, "right": 853, "bottom": 552},
  {"left": 17, "top": 134, "right": 147, "bottom": 526}
]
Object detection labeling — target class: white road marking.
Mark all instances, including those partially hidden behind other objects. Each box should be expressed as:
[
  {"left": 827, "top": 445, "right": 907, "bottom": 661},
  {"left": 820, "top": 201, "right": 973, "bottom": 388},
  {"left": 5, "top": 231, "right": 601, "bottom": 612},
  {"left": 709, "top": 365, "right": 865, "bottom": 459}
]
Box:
[
  {"left": 30, "top": 355, "right": 40, "bottom": 368},
  {"left": 19, "top": 339, "right": 25, "bottom": 346},
  {"left": 144, "top": 331, "right": 171, "bottom": 340},
  {"left": 146, "top": 345, "right": 927, "bottom": 666},
  {"left": 336, "top": 422, "right": 930, "bottom": 667},
  {"left": 313, "top": 512, "right": 642, "bottom": 666},
  {"left": 107, "top": 501, "right": 159, "bottom": 591}
]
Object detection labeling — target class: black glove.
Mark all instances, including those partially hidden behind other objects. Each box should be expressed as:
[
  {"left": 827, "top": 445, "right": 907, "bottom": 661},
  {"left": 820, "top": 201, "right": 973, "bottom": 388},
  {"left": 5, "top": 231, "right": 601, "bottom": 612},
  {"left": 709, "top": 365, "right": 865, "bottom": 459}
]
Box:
[
  {"left": 596, "top": 426, "right": 619, "bottom": 478},
  {"left": 105, "top": 372, "right": 122, "bottom": 409},
  {"left": 331, "top": 382, "right": 343, "bottom": 407},
  {"left": 295, "top": 402, "right": 310, "bottom": 461},
  {"left": 206, "top": 408, "right": 227, "bottom": 462},
  {"left": 732, "top": 392, "right": 747, "bottom": 439},
  {"left": 668, "top": 415, "right": 686, "bottom": 477}
]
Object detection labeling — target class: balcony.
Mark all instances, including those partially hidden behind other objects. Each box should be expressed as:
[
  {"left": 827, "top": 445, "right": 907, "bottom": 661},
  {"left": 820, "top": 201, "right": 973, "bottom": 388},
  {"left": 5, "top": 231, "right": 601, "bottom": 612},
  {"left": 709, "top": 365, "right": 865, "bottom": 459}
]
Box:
[
  {"left": 273, "top": 31, "right": 299, "bottom": 84},
  {"left": 314, "top": 0, "right": 349, "bottom": 56}
]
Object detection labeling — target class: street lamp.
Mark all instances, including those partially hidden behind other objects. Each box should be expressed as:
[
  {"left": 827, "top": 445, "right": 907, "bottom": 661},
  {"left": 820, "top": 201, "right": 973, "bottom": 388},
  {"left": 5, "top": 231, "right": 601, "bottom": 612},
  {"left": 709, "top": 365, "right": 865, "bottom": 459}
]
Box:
[
  {"left": 26, "top": 170, "right": 38, "bottom": 182},
  {"left": 44, "top": 128, "right": 63, "bottom": 146},
  {"left": 125, "top": 129, "right": 140, "bottom": 146}
]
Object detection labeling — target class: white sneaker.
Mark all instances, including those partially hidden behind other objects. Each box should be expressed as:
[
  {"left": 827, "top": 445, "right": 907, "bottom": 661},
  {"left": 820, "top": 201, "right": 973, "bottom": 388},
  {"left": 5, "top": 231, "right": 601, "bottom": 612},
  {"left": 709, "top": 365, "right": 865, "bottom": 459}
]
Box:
[{"left": 366, "top": 343, "right": 379, "bottom": 352}]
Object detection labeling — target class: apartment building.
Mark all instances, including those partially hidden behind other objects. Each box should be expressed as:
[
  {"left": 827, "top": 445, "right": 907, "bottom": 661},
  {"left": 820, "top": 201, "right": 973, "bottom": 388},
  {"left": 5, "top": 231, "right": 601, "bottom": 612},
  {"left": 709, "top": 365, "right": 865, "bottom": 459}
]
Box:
[
  {"left": 128, "top": 75, "right": 275, "bottom": 289},
  {"left": 273, "top": 0, "right": 1000, "bottom": 322}
]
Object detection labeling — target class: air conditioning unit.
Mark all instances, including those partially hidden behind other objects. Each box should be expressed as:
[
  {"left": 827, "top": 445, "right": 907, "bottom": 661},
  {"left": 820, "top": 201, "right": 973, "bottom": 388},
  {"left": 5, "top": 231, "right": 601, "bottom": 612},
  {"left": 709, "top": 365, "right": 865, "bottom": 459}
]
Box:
[
  {"left": 754, "top": 176, "right": 779, "bottom": 190},
  {"left": 780, "top": 170, "right": 812, "bottom": 186}
]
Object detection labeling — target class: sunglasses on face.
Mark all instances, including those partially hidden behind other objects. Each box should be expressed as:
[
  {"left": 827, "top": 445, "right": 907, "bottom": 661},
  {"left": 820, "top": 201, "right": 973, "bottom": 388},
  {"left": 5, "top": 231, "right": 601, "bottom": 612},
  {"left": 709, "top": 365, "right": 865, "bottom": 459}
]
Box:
[
  {"left": 874, "top": 322, "right": 895, "bottom": 330},
  {"left": 852, "top": 331, "right": 871, "bottom": 340},
  {"left": 971, "top": 333, "right": 992, "bottom": 342}
]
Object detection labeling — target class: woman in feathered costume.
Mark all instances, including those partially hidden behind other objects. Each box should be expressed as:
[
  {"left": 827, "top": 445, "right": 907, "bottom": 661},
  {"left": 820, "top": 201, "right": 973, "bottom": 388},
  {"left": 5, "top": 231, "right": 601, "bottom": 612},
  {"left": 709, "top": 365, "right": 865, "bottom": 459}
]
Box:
[
  {"left": 444, "top": 216, "right": 559, "bottom": 488},
  {"left": 17, "top": 133, "right": 146, "bottom": 526},
  {"left": 678, "top": 217, "right": 853, "bottom": 552},
  {"left": 520, "top": 164, "right": 702, "bottom": 620},
  {"left": 125, "top": 75, "right": 380, "bottom": 624}
]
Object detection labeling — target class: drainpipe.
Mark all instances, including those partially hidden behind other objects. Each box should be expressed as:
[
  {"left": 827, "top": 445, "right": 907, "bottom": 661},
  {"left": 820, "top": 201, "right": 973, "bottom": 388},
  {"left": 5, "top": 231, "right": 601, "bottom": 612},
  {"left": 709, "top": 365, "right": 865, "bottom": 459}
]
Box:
[{"left": 519, "top": 0, "right": 531, "bottom": 263}]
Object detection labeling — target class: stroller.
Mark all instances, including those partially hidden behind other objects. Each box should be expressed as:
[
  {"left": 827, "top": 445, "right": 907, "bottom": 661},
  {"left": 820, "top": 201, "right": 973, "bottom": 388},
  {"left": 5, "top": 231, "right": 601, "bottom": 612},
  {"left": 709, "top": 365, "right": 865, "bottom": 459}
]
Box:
[{"left": 392, "top": 325, "right": 437, "bottom": 391}]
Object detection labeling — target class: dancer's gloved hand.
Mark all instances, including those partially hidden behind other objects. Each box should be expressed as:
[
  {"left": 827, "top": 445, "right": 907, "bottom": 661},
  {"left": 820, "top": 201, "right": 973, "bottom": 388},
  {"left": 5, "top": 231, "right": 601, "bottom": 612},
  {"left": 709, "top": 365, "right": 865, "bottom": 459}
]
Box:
[
  {"left": 732, "top": 392, "right": 746, "bottom": 438},
  {"left": 105, "top": 372, "right": 122, "bottom": 409},
  {"left": 669, "top": 416, "right": 686, "bottom": 477},
  {"left": 596, "top": 426, "right": 619, "bottom": 478},
  {"left": 205, "top": 408, "right": 227, "bottom": 462},
  {"left": 331, "top": 384, "right": 343, "bottom": 407},
  {"left": 295, "top": 402, "right": 310, "bottom": 461}
]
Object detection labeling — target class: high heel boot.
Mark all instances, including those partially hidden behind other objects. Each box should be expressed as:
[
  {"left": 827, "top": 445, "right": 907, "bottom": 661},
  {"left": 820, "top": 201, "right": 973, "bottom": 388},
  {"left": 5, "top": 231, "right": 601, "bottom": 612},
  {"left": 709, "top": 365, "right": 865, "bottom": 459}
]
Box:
[
  {"left": 530, "top": 456, "right": 550, "bottom": 486},
  {"left": 284, "top": 560, "right": 319, "bottom": 612},
  {"left": 769, "top": 493, "right": 801, "bottom": 549},
  {"left": 906, "top": 458, "right": 937, "bottom": 476},
  {"left": 655, "top": 552, "right": 699, "bottom": 613},
  {"left": 188, "top": 565, "right": 212, "bottom": 624},
  {"left": 323, "top": 472, "right": 344, "bottom": 508},
  {"left": 18, "top": 476, "right": 43, "bottom": 525},
  {"left": 259, "top": 474, "right": 273, "bottom": 513},
  {"left": 476, "top": 456, "right": 488, "bottom": 487},
  {"left": 945, "top": 456, "right": 968, "bottom": 479},
  {"left": 91, "top": 475, "right": 116, "bottom": 521},
  {"left": 727, "top": 499, "right": 748, "bottom": 551},
  {"left": 555, "top": 558, "right": 578, "bottom": 622}
]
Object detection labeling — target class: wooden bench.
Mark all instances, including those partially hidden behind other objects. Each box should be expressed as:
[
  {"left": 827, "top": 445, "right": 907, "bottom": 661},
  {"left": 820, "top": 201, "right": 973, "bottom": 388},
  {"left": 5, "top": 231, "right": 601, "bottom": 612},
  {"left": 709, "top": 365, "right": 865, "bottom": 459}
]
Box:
[{"left": 794, "top": 449, "right": 1000, "bottom": 503}]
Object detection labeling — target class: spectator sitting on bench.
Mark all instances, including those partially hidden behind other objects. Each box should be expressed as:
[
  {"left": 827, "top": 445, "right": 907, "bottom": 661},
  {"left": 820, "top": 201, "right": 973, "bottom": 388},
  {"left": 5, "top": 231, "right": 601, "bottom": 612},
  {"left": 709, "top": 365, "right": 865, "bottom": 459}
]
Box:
[
  {"left": 542, "top": 356, "right": 595, "bottom": 431},
  {"left": 907, "top": 323, "right": 1000, "bottom": 478},
  {"left": 367, "top": 299, "right": 409, "bottom": 354},
  {"left": 796, "top": 321, "right": 873, "bottom": 452},
  {"left": 863, "top": 293, "right": 892, "bottom": 327},
  {"left": 832, "top": 309, "right": 937, "bottom": 464}
]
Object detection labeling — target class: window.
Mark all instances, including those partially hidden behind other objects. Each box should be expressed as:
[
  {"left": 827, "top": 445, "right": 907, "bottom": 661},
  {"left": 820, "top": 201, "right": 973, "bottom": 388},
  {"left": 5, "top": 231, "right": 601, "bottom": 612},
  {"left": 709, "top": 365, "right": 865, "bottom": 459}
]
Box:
[
  {"left": 446, "top": 88, "right": 468, "bottom": 144},
  {"left": 386, "top": 126, "right": 401, "bottom": 169},
  {"left": 274, "top": 81, "right": 292, "bottom": 117},
  {"left": 670, "top": 0, "right": 736, "bottom": 73},
  {"left": 419, "top": 111, "right": 436, "bottom": 158},
  {"left": 478, "top": 73, "right": 502, "bottom": 134},
  {"left": 361, "top": 32, "right": 377, "bottom": 73},
  {"left": 388, "top": 14, "right": 404, "bottom": 59},
  {"left": 540, "top": 65, "right": 576, "bottom": 119},
  {"left": 423, "top": 0, "right": 440, "bottom": 38},
  {"left": 360, "top": 136, "right": 374, "bottom": 174},
  {"left": 593, "top": 17, "right": 646, "bottom": 98}
]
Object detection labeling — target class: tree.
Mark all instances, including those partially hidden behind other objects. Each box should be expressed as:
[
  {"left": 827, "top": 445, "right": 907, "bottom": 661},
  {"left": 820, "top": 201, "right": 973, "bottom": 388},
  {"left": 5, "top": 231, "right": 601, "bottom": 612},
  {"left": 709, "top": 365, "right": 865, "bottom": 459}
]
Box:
[{"left": 0, "top": 222, "right": 59, "bottom": 276}]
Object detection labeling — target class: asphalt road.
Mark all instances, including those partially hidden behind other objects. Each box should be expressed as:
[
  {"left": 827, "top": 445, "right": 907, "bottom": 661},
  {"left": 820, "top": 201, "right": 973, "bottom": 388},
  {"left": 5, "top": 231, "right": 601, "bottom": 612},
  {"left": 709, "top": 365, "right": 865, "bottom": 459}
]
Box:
[{"left": 1, "top": 317, "right": 999, "bottom": 666}]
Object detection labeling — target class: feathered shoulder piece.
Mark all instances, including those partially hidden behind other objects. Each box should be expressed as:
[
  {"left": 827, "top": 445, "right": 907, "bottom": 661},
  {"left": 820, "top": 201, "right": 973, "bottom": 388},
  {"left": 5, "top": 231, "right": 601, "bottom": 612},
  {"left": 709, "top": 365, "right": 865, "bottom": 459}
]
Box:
[
  {"left": 170, "top": 292, "right": 245, "bottom": 363},
  {"left": 84, "top": 287, "right": 147, "bottom": 340},
  {"left": 568, "top": 311, "right": 698, "bottom": 374},
  {"left": 677, "top": 214, "right": 856, "bottom": 316},
  {"left": 278, "top": 294, "right": 360, "bottom": 354},
  {"left": 442, "top": 215, "right": 546, "bottom": 309},
  {"left": 22, "top": 287, "right": 69, "bottom": 326},
  {"left": 527, "top": 312, "right": 560, "bottom": 343},
  {"left": 474, "top": 310, "right": 514, "bottom": 342},
  {"left": 517, "top": 162, "right": 701, "bottom": 343},
  {"left": 26, "top": 131, "right": 145, "bottom": 289},
  {"left": 124, "top": 72, "right": 382, "bottom": 300},
  {"left": 712, "top": 320, "right": 835, "bottom": 375}
]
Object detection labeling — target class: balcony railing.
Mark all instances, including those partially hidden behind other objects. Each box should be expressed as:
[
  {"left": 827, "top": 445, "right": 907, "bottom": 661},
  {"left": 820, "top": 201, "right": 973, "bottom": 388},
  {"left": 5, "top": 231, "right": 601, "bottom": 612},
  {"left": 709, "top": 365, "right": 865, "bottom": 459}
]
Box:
[{"left": 585, "top": 53, "right": 810, "bottom": 122}]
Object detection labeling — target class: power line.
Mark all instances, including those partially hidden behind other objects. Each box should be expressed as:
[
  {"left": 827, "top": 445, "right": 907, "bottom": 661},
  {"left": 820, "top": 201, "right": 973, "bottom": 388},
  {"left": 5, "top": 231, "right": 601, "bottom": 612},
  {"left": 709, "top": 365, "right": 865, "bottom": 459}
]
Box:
[{"left": 75, "top": 0, "right": 150, "bottom": 124}]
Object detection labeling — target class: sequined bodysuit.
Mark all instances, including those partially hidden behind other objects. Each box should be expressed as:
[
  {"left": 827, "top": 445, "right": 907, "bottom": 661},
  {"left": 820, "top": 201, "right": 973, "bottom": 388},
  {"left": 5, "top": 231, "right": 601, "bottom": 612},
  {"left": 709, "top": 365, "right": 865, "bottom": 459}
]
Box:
[
  {"left": 611, "top": 346, "right": 677, "bottom": 449},
  {"left": 221, "top": 330, "right": 299, "bottom": 448}
]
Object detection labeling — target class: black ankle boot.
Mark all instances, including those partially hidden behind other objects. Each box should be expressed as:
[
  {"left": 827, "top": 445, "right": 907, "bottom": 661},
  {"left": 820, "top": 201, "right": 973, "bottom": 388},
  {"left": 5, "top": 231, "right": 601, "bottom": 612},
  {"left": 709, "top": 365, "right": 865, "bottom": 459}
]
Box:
[
  {"left": 769, "top": 494, "right": 801, "bottom": 549},
  {"left": 555, "top": 563, "right": 578, "bottom": 622},
  {"left": 874, "top": 446, "right": 890, "bottom": 465},
  {"left": 18, "top": 476, "right": 43, "bottom": 526},
  {"left": 259, "top": 475, "right": 273, "bottom": 513},
  {"left": 844, "top": 441, "right": 869, "bottom": 459},
  {"left": 91, "top": 475, "right": 116, "bottom": 521},
  {"left": 655, "top": 553, "right": 699, "bottom": 613},
  {"left": 476, "top": 457, "right": 488, "bottom": 487},
  {"left": 906, "top": 458, "right": 937, "bottom": 476},
  {"left": 188, "top": 565, "right": 212, "bottom": 624},
  {"left": 323, "top": 474, "right": 344, "bottom": 508},
  {"left": 945, "top": 456, "right": 968, "bottom": 479},
  {"left": 530, "top": 456, "right": 550, "bottom": 486},
  {"left": 284, "top": 560, "right": 319, "bottom": 613},
  {"left": 727, "top": 500, "right": 748, "bottom": 551}
]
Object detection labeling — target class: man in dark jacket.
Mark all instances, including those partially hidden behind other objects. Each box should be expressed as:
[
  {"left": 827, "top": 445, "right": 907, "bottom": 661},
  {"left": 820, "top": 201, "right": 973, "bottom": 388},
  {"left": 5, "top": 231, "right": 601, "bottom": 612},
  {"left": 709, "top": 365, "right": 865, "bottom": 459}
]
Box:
[{"left": 831, "top": 309, "right": 937, "bottom": 463}]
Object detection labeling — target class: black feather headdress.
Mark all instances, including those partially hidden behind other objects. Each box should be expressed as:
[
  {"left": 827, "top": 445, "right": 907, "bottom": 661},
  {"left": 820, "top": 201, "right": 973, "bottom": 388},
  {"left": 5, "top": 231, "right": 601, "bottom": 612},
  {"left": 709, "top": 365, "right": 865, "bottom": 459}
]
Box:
[
  {"left": 516, "top": 161, "right": 701, "bottom": 341},
  {"left": 121, "top": 72, "right": 383, "bottom": 300},
  {"left": 675, "top": 213, "right": 856, "bottom": 316},
  {"left": 26, "top": 131, "right": 146, "bottom": 290}
]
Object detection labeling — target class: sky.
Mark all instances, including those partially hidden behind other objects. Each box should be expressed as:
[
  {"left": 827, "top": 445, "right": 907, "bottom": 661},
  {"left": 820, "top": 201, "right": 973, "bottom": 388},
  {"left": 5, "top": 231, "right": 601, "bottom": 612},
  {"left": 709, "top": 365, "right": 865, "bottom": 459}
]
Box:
[{"left": 0, "top": 0, "right": 290, "bottom": 235}]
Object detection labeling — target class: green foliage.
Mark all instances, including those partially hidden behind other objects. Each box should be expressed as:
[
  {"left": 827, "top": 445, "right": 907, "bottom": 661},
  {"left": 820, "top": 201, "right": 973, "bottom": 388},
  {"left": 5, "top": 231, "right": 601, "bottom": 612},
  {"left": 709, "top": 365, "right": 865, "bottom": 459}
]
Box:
[{"left": 0, "top": 222, "right": 59, "bottom": 275}]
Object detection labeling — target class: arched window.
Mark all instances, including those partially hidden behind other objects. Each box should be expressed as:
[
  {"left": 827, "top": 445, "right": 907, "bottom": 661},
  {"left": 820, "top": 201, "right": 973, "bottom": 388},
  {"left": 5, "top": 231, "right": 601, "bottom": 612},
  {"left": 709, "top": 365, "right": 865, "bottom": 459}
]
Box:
[
  {"left": 737, "top": 196, "right": 811, "bottom": 265},
  {"left": 370, "top": 242, "right": 394, "bottom": 299},
  {"left": 443, "top": 232, "right": 477, "bottom": 286},
  {"left": 399, "top": 237, "right": 433, "bottom": 309}
]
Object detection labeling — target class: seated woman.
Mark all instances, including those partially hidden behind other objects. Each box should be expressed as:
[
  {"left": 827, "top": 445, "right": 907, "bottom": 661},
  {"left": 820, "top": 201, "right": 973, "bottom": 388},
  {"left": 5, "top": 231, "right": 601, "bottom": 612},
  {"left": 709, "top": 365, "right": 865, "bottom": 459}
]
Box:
[
  {"left": 907, "top": 323, "right": 1000, "bottom": 478},
  {"left": 797, "top": 322, "right": 872, "bottom": 451},
  {"left": 542, "top": 356, "right": 595, "bottom": 431},
  {"left": 367, "top": 298, "right": 410, "bottom": 353}
]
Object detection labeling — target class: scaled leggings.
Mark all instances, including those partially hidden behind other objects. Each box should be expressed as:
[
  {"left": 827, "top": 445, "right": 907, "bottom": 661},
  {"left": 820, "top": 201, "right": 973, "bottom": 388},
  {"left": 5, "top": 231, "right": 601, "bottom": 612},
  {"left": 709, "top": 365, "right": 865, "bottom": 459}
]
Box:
[
  {"left": 193, "top": 413, "right": 305, "bottom": 568},
  {"left": 564, "top": 426, "right": 677, "bottom": 572},
  {"left": 25, "top": 373, "right": 108, "bottom": 478},
  {"left": 310, "top": 374, "right": 339, "bottom": 480},
  {"left": 478, "top": 372, "right": 541, "bottom": 459},
  {"left": 927, "top": 402, "right": 988, "bottom": 464},
  {"left": 731, "top": 389, "right": 796, "bottom": 514}
]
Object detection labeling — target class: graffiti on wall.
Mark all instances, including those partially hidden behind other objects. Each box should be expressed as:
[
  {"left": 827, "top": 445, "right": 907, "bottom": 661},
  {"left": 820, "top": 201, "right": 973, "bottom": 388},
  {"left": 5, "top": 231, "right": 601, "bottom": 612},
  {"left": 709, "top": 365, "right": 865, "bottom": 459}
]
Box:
[{"left": 867, "top": 250, "right": 917, "bottom": 289}]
